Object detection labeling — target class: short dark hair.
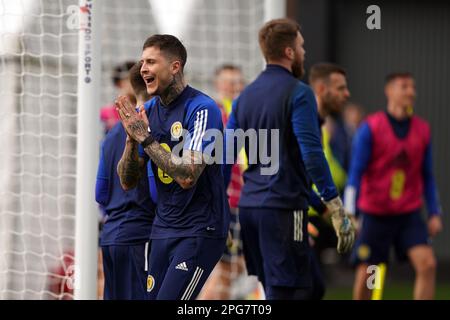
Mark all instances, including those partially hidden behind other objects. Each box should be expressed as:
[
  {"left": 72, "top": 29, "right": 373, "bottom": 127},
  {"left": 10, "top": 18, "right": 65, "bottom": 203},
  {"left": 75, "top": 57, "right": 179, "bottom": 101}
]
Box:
[
  {"left": 112, "top": 61, "right": 135, "bottom": 86},
  {"left": 385, "top": 72, "right": 413, "bottom": 85},
  {"left": 129, "top": 61, "right": 149, "bottom": 100},
  {"left": 143, "top": 34, "right": 187, "bottom": 70},
  {"left": 258, "top": 18, "right": 301, "bottom": 61},
  {"left": 215, "top": 64, "right": 241, "bottom": 77},
  {"left": 309, "top": 63, "right": 347, "bottom": 84}
]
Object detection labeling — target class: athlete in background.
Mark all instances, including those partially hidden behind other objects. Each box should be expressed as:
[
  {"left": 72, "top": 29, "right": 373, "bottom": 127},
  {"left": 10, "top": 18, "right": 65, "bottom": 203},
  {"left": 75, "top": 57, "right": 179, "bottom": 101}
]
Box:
[
  {"left": 96, "top": 62, "right": 156, "bottom": 299},
  {"left": 225, "top": 19, "right": 355, "bottom": 300},
  {"left": 307, "top": 63, "right": 352, "bottom": 299},
  {"left": 345, "top": 72, "right": 443, "bottom": 300},
  {"left": 100, "top": 61, "right": 136, "bottom": 134}
]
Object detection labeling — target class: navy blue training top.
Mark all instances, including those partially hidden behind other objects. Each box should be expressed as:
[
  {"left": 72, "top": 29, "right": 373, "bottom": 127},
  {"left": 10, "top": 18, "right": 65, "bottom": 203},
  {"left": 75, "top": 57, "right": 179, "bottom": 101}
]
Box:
[
  {"left": 96, "top": 122, "right": 156, "bottom": 245},
  {"left": 139, "top": 86, "right": 230, "bottom": 239},
  {"left": 226, "top": 64, "right": 338, "bottom": 210}
]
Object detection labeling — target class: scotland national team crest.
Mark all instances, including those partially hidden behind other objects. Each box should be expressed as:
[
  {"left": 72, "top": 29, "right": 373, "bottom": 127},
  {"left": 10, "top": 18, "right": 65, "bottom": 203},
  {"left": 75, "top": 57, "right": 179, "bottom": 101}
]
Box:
[
  {"left": 147, "top": 275, "right": 155, "bottom": 292},
  {"left": 171, "top": 121, "right": 183, "bottom": 139}
]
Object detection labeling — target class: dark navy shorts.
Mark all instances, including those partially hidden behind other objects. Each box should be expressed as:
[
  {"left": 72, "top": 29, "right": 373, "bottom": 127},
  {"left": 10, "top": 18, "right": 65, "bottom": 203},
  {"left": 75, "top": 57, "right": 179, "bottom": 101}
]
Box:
[
  {"left": 146, "top": 236, "right": 226, "bottom": 300},
  {"left": 102, "top": 242, "right": 149, "bottom": 300},
  {"left": 239, "top": 207, "right": 312, "bottom": 288},
  {"left": 351, "top": 210, "right": 429, "bottom": 266}
]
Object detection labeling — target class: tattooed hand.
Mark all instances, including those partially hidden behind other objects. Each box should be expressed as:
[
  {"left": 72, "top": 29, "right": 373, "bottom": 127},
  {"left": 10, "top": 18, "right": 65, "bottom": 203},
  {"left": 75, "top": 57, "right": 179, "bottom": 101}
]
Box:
[
  {"left": 116, "top": 93, "right": 207, "bottom": 190},
  {"left": 115, "top": 95, "right": 149, "bottom": 144}
]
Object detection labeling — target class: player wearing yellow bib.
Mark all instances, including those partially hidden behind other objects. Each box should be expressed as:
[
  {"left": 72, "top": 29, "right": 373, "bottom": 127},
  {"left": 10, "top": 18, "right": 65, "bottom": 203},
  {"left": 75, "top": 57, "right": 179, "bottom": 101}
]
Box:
[{"left": 307, "top": 63, "right": 352, "bottom": 299}]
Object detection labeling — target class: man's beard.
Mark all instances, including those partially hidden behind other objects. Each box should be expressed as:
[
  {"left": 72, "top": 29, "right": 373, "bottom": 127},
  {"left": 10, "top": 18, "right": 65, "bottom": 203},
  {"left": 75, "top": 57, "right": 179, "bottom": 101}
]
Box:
[
  {"left": 322, "top": 93, "right": 343, "bottom": 117},
  {"left": 292, "top": 60, "right": 304, "bottom": 79}
]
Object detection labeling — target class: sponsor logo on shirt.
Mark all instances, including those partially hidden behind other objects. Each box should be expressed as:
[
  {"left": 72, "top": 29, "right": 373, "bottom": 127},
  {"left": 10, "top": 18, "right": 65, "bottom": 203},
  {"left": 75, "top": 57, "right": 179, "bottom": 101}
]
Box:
[{"left": 175, "top": 262, "right": 189, "bottom": 272}]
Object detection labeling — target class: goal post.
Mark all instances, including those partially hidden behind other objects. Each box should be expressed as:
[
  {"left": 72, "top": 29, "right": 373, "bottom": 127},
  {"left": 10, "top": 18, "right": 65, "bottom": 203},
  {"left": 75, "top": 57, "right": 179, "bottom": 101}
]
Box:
[
  {"left": 264, "top": 0, "right": 286, "bottom": 22},
  {"left": 74, "top": 0, "right": 102, "bottom": 300}
]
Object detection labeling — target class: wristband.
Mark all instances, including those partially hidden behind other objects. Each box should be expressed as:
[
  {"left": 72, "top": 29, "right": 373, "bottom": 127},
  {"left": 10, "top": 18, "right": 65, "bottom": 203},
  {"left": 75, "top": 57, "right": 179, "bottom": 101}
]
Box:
[{"left": 140, "top": 134, "right": 155, "bottom": 149}]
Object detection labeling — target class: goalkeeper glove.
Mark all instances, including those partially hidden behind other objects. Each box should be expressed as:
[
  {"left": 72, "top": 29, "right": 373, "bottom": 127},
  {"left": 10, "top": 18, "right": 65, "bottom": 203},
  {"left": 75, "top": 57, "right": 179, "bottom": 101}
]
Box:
[{"left": 324, "top": 197, "right": 356, "bottom": 254}]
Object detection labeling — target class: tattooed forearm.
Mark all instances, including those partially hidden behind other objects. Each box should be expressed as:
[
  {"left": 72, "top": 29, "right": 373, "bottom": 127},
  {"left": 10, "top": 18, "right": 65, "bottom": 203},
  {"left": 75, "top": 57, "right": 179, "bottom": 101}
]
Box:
[
  {"left": 117, "top": 138, "right": 142, "bottom": 190},
  {"left": 159, "top": 73, "right": 186, "bottom": 106},
  {"left": 144, "top": 141, "right": 205, "bottom": 189}
]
